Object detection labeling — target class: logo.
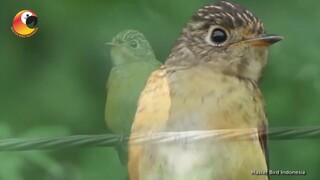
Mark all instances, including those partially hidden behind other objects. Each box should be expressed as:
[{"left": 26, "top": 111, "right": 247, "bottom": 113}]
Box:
[{"left": 11, "top": 10, "right": 38, "bottom": 38}]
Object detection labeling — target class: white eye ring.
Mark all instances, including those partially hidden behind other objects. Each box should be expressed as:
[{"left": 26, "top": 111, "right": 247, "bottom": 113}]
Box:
[
  {"left": 129, "top": 40, "right": 139, "bottom": 48},
  {"left": 205, "top": 26, "right": 229, "bottom": 47},
  {"left": 21, "top": 12, "right": 33, "bottom": 24}
]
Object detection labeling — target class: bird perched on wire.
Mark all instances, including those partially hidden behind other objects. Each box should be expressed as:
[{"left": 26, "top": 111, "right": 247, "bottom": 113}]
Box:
[
  {"left": 128, "top": 1, "right": 283, "bottom": 180},
  {"left": 105, "top": 29, "right": 162, "bottom": 167}
]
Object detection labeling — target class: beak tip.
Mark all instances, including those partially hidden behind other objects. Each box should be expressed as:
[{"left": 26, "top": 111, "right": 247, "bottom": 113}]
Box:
[
  {"left": 243, "top": 34, "right": 284, "bottom": 46},
  {"left": 265, "top": 34, "right": 284, "bottom": 45}
]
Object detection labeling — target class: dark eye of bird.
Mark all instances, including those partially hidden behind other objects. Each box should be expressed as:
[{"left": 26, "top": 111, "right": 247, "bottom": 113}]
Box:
[
  {"left": 129, "top": 40, "right": 138, "bottom": 48},
  {"left": 210, "top": 28, "right": 228, "bottom": 45}
]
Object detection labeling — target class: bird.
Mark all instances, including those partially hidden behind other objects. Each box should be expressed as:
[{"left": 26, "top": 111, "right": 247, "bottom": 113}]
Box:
[
  {"left": 105, "top": 29, "right": 162, "bottom": 167},
  {"left": 128, "top": 1, "right": 283, "bottom": 180}
]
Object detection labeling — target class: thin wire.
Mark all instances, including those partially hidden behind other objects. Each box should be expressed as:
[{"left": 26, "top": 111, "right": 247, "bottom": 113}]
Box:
[{"left": 0, "top": 127, "right": 319, "bottom": 151}]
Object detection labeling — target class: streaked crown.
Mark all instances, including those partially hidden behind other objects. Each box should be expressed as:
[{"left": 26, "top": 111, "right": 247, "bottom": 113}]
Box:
[
  {"left": 109, "top": 29, "right": 157, "bottom": 66},
  {"left": 168, "top": 1, "right": 267, "bottom": 61},
  {"left": 167, "top": 1, "right": 282, "bottom": 82},
  {"left": 193, "top": 1, "right": 264, "bottom": 35},
  {"left": 112, "top": 29, "right": 154, "bottom": 55}
]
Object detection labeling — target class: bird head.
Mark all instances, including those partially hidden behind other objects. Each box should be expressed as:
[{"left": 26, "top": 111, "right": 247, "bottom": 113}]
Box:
[
  {"left": 167, "top": 1, "right": 283, "bottom": 82},
  {"left": 106, "top": 30, "right": 156, "bottom": 66},
  {"left": 12, "top": 10, "right": 38, "bottom": 37}
]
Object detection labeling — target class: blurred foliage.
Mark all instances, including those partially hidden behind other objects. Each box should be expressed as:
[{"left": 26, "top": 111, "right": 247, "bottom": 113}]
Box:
[{"left": 0, "top": 0, "right": 319, "bottom": 179}]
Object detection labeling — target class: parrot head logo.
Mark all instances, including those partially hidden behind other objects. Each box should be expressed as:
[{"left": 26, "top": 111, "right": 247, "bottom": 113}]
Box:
[{"left": 11, "top": 10, "right": 38, "bottom": 38}]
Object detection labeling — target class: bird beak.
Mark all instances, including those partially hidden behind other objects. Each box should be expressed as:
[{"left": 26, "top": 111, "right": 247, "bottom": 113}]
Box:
[
  {"left": 242, "top": 34, "right": 283, "bottom": 47},
  {"left": 105, "top": 42, "right": 125, "bottom": 48},
  {"left": 105, "top": 42, "right": 117, "bottom": 46}
]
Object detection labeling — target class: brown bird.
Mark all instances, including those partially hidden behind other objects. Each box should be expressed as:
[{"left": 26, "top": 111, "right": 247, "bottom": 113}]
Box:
[{"left": 129, "top": 1, "right": 282, "bottom": 180}]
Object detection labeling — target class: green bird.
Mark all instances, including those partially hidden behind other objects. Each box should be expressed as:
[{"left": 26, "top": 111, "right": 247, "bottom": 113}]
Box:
[{"left": 105, "top": 29, "right": 162, "bottom": 166}]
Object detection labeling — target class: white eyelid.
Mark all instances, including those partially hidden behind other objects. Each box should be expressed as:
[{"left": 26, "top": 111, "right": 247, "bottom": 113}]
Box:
[
  {"left": 21, "top": 12, "right": 33, "bottom": 24},
  {"left": 205, "top": 26, "right": 229, "bottom": 47},
  {"left": 129, "top": 40, "right": 139, "bottom": 48}
]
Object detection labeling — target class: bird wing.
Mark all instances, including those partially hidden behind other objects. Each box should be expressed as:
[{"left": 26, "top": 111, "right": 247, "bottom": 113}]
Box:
[
  {"left": 259, "top": 122, "right": 269, "bottom": 169},
  {"left": 258, "top": 113, "right": 269, "bottom": 179},
  {"left": 130, "top": 66, "right": 170, "bottom": 133},
  {"left": 252, "top": 82, "right": 269, "bottom": 170},
  {"left": 128, "top": 67, "right": 171, "bottom": 180},
  {"left": 105, "top": 62, "right": 162, "bottom": 167}
]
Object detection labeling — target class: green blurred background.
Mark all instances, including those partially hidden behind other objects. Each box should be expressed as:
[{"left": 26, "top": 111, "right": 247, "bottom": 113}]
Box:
[{"left": 1, "top": 0, "right": 319, "bottom": 179}]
